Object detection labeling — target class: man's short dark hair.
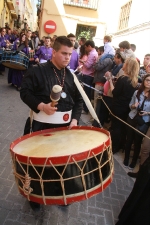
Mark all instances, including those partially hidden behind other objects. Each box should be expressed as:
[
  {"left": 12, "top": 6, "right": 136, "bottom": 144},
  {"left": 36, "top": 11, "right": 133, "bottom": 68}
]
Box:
[
  {"left": 119, "top": 41, "right": 130, "bottom": 49},
  {"left": 145, "top": 54, "right": 150, "bottom": 57},
  {"left": 98, "top": 46, "right": 104, "bottom": 52},
  {"left": 80, "top": 37, "right": 86, "bottom": 44},
  {"left": 53, "top": 36, "right": 73, "bottom": 51},
  {"left": 45, "top": 36, "right": 52, "bottom": 41},
  {"left": 85, "top": 40, "right": 95, "bottom": 48},
  {"left": 67, "top": 33, "right": 75, "bottom": 38},
  {"left": 115, "top": 52, "right": 125, "bottom": 63}
]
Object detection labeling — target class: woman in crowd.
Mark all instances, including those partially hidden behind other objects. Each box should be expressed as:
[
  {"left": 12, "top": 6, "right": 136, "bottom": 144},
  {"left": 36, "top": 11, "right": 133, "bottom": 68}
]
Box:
[
  {"left": 8, "top": 33, "right": 29, "bottom": 91},
  {"left": 123, "top": 74, "right": 150, "bottom": 169},
  {"left": 77, "top": 45, "right": 88, "bottom": 80},
  {"left": 108, "top": 58, "right": 139, "bottom": 154}
]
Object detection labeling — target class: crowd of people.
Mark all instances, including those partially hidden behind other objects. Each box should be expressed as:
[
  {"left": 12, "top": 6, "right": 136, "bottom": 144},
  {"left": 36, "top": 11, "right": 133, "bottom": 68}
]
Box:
[
  {"left": 1, "top": 27, "right": 150, "bottom": 222},
  {"left": 1, "top": 26, "right": 150, "bottom": 175}
]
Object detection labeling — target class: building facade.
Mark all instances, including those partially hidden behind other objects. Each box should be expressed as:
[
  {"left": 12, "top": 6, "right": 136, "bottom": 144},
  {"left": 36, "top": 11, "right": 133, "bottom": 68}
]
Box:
[
  {"left": 38, "top": 0, "right": 150, "bottom": 62},
  {"left": 0, "top": 0, "right": 37, "bottom": 31},
  {"left": 100, "top": 0, "right": 150, "bottom": 62},
  {"left": 0, "top": 0, "right": 17, "bottom": 29},
  {"left": 38, "top": 0, "right": 106, "bottom": 45}
]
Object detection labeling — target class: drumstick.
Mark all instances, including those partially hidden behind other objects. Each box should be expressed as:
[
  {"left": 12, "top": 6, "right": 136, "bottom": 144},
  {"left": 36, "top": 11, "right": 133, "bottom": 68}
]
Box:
[
  {"left": 72, "top": 72, "right": 102, "bottom": 127},
  {"left": 50, "top": 85, "right": 62, "bottom": 107}
]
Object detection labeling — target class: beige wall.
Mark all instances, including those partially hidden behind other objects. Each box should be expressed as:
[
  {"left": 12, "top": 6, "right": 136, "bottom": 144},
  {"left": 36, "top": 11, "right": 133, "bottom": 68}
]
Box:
[
  {"left": 0, "top": 0, "right": 4, "bottom": 27},
  {"left": 39, "top": 0, "right": 106, "bottom": 44},
  {"left": 107, "top": 0, "right": 150, "bottom": 63}
]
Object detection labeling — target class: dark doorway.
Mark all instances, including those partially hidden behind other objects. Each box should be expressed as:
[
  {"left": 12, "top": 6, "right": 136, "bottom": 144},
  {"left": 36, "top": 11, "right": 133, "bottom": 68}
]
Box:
[{"left": 76, "top": 24, "right": 97, "bottom": 40}]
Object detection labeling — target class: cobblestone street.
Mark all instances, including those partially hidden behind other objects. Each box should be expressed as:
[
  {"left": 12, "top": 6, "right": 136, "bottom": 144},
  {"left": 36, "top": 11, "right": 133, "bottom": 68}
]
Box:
[{"left": 0, "top": 71, "right": 134, "bottom": 225}]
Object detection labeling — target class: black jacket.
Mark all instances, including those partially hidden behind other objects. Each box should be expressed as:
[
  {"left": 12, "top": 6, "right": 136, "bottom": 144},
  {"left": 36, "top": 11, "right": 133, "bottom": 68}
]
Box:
[{"left": 20, "top": 61, "right": 83, "bottom": 122}]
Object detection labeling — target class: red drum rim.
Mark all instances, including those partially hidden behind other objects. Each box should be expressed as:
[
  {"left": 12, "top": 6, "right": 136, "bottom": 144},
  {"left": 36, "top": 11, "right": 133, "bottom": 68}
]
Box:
[
  {"left": 18, "top": 174, "right": 113, "bottom": 205},
  {"left": 10, "top": 126, "right": 111, "bottom": 166}
]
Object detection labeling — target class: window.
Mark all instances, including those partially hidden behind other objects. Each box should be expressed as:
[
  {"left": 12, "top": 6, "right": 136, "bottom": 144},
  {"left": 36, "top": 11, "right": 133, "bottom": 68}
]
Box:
[
  {"left": 118, "top": 1, "right": 132, "bottom": 30},
  {"left": 63, "top": 0, "right": 99, "bottom": 10}
]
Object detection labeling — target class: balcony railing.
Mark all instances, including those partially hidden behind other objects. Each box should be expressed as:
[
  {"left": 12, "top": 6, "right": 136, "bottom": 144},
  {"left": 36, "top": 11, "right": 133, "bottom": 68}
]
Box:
[
  {"left": 63, "top": 0, "right": 99, "bottom": 10},
  {"left": 6, "top": 0, "right": 15, "bottom": 11},
  {"left": 10, "top": 10, "right": 17, "bottom": 19}
]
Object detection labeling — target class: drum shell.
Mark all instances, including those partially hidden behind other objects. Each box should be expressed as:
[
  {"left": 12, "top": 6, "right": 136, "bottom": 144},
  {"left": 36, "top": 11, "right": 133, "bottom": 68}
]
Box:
[
  {"left": 0, "top": 48, "right": 4, "bottom": 63},
  {"left": 10, "top": 126, "right": 114, "bottom": 205},
  {"left": 1, "top": 51, "right": 29, "bottom": 70}
]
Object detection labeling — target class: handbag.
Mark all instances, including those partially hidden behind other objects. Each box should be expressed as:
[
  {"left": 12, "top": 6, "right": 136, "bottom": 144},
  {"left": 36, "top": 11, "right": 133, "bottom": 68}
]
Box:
[{"left": 136, "top": 123, "right": 149, "bottom": 136}]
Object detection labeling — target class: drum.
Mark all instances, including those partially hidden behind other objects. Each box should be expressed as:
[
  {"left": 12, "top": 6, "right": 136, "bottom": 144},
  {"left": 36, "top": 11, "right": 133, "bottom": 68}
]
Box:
[
  {"left": 0, "top": 48, "right": 4, "bottom": 63},
  {"left": 1, "top": 51, "right": 29, "bottom": 70},
  {"left": 10, "top": 126, "right": 114, "bottom": 205}
]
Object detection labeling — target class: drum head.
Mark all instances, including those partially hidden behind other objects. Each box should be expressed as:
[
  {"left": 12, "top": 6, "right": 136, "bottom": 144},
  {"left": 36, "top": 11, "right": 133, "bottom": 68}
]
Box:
[
  {"left": 12, "top": 128, "right": 109, "bottom": 158},
  {"left": 2, "top": 62, "right": 26, "bottom": 70}
]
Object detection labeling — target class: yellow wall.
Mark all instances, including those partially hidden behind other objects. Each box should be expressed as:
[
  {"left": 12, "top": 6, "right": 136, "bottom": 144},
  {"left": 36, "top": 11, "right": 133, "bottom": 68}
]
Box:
[
  {"left": 0, "top": 0, "right": 4, "bottom": 17},
  {"left": 39, "top": 0, "right": 106, "bottom": 45},
  {"left": 25, "top": 0, "right": 32, "bottom": 24}
]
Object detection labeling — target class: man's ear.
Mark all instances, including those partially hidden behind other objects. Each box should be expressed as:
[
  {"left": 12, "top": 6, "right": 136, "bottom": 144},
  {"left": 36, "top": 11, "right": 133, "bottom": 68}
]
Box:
[{"left": 52, "top": 49, "right": 56, "bottom": 57}]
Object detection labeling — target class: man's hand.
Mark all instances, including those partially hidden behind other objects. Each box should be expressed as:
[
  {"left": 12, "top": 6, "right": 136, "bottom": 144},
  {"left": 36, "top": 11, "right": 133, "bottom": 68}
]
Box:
[
  {"left": 37, "top": 102, "right": 57, "bottom": 115},
  {"left": 35, "top": 58, "right": 39, "bottom": 63},
  {"left": 69, "top": 119, "right": 77, "bottom": 129},
  {"left": 105, "top": 71, "right": 111, "bottom": 78},
  {"left": 139, "top": 111, "right": 149, "bottom": 116}
]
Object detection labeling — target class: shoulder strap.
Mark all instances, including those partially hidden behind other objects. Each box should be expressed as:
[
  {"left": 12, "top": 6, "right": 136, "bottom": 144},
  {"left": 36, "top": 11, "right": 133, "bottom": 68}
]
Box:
[
  {"left": 140, "top": 96, "right": 147, "bottom": 110},
  {"left": 17, "top": 43, "right": 25, "bottom": 52}
]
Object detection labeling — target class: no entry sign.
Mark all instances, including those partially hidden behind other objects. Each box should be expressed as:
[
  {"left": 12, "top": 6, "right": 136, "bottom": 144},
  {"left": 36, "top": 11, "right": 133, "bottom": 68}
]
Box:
[{"left": 44, "top": 20, "right": 56, "bottom": 34}]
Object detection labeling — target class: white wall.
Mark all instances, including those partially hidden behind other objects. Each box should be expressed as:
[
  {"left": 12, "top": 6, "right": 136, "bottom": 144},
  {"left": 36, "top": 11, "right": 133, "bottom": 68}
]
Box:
[
  {"left": 100, "top": 0, "right": 150, "bottom": 63},
  {"left": 129, "top": 0, "right": 150, "bottom": 27},
  {"left": 112, "top": 26, "right": 150, "bottom": 64}
]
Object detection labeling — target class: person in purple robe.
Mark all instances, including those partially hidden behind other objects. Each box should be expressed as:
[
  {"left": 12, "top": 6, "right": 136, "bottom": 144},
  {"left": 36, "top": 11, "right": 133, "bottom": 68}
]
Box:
[
  {"left": 67, "top": 33, "right": 79, "bottom": 71},
  {"left": 8, "top": 33, "right": 29, "bottom": 91},
  {"left": 5, "top": 28, "right": 16, "bottom": 44},
  {"left": 34, "top": 37, "right": 52, "bottom": 64},
  {"left": 0, "top": 27, "right": 7, "bottom": 75}
]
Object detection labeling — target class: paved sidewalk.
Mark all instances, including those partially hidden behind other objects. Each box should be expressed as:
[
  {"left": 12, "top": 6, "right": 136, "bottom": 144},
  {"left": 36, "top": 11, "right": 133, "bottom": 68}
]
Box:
[{"left": 0, "top": 72, "right": 134, "bottom": 225}]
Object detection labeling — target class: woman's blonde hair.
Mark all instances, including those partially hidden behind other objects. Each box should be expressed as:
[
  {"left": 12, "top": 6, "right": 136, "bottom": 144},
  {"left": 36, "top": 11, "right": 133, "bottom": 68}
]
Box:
[{"left": 123, "top": 58, "right": 139, "bottom": 87}]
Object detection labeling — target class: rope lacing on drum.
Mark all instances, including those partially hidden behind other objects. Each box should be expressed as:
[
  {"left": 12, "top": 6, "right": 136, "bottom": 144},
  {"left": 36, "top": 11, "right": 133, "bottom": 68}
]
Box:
[
  {"left": 14, "top": 156, "right": 33, "bottom": 198},
  {"left": 49, "top": 155, "right": 71, "bottom": 205},
  {"left": 72, "top": 151, "right": 91, "bottom": 199}
]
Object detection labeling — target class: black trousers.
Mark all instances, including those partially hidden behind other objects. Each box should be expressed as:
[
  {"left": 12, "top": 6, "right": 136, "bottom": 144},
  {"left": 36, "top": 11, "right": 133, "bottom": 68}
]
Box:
[
  {"left": 92, "top": 96, "right": 112, "bottom": 128},
  {"left": 124, "top": 116, "right": 144, "bottom": 163},
  {"left": 110, "top": 112, "right": 128, "bottom": 153}
]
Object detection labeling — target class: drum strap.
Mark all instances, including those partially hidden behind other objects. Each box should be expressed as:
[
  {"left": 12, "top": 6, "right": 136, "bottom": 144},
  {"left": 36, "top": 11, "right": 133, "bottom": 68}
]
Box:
[
  {"left": 29, "top": 110, "right": 33, "bottom": 133},
  {"left": 17, "top": 44, "right": 25, "bottom": 52}
]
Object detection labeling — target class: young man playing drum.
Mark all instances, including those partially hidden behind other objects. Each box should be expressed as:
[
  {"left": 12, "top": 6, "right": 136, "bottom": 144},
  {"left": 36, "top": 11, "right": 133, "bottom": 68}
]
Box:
[{"left": 20, "top": 36, "right": 83, "bottom": 211}]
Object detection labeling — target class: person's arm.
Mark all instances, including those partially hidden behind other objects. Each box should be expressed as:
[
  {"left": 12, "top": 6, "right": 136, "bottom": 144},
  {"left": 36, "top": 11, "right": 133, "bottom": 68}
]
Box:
[
  {"left": 129, "top": 90, "right": 139, "bottom": 109},
  {"left": 111, "top": 76, "right": 125, "bottom": 96},
  {"left": 34, "top": 47, "right": 41, "bottom": 62},
  {"left": 83, "top": 52, "right": 97, "bottom": 69},
  {"left": 34, "top": 37, "right": 39, "bottom": 49},
  {"left": 94, "top": 58, "right": 110, "bottom": 71},
  {"left": 20, "top": 67, "right": 44, "bottom": 113}
]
